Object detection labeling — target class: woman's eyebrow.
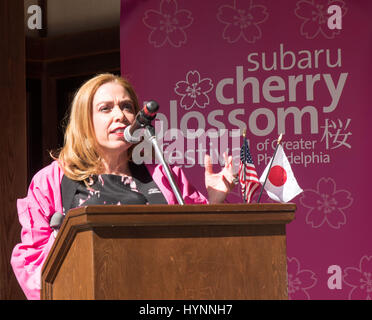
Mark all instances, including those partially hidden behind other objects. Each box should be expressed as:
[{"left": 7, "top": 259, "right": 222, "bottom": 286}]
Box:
[
  {"left": 119, "top": 98, "right": 133, "bottom": 103},
  {"left": 95, "top": 99, "right": 132, "bottom": 106},
  {"left": 95, "top": 100, "right": 114, "bottom": 106}
]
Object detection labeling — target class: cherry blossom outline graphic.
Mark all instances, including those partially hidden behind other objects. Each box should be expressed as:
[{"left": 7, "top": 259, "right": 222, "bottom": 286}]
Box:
[
  {"left": 216, "top": 0, "right": 268, "bottom": 44},
  {"left": 294, "top": 0, "right": 347, "bottom": 39},
  {"left": 143, "top": 0, "right": 193, "bottom": 48},
  {"left": 174, "top": 70, "right": 213, "bottom": 110},
  {"left": 287, "top": 257, "right": 317, "bottom": 300},
  {"left": 343, "top": 256, "right": 372, "bottom": 300},
  {"left": 300, "top": 177, "right": 353, "bottom": 229}
]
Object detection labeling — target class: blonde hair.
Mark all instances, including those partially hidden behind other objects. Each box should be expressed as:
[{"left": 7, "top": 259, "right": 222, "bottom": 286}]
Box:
[{"left": 54, "top": 73, "right": 140, "bottom": 182}]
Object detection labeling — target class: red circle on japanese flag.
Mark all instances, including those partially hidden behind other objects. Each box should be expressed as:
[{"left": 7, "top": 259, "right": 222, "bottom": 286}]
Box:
[{"left": 269, "top": 165, "right": 287, "bottom": 187}]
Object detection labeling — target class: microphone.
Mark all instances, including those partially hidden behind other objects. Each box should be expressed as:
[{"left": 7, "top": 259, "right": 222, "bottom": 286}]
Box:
[{"left": 124, "top": 100, "right": 159, "bottom": 143}]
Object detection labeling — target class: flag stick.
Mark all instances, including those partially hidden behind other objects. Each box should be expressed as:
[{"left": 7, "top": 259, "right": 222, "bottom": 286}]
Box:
[
  {"left": 242, "top": 129, "right": 247, "bottom": 202},
  {"left": 257, "top": 133, "right": 283, "bottom": 203}
]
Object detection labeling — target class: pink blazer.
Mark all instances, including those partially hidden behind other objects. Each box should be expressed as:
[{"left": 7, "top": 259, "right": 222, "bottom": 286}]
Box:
[{"left": 11, "top": 161, "right": 207, "bottom": 300}]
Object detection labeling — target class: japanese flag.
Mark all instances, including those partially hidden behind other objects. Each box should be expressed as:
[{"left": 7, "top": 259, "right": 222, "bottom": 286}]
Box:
[{"left": 259, "top": 145, "right": 303, "bottom": 203}]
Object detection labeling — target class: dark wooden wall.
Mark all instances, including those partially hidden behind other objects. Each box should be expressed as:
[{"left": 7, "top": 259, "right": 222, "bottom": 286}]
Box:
[
  {"left": 0, "top": 0, "right": 28, "bottom": 299},
  {"left": 1, "top": 1, "right": 120, "bottom": 299},
  {"left": 26, "top": 26, "right": 121, "bottom": 181}
]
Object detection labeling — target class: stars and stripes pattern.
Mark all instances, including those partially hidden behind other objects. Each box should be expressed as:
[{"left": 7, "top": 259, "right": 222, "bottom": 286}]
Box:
[{"left": 239, "top": 137, "right": 260, "bottom": 203}]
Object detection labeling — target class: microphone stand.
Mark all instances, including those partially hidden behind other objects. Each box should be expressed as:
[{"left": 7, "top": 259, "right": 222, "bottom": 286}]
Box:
[{"left": 144, "top": 125, "right": 185, "bottom": 205}]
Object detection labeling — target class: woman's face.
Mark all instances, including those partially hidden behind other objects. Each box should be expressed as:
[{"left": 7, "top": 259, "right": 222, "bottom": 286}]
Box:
[{"left": 92, "top": 81, "right": 136, "bottom": 156}]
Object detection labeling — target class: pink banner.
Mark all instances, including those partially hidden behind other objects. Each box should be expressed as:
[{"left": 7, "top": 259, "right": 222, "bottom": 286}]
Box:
[{"left": 120, "top": 0, "right": 372, "bottom": 299}]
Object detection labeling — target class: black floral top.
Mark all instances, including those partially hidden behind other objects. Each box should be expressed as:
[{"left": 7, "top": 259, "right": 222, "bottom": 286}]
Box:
[{"left": 62, "top": 163, "right": 167, "bottom": 213}]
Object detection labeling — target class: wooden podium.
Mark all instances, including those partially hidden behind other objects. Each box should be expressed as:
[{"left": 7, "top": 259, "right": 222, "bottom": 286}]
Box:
[{"left": 41, "top": 203, "right": 295, "bottom": 300}]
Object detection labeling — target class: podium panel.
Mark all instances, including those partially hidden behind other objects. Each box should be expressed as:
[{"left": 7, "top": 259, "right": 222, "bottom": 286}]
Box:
[{"left": 41, "top": 203, "right": 295, "bottom": 300}]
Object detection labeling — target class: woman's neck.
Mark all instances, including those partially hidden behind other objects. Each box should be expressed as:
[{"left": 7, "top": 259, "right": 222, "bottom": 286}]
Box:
[{"left": 100, "top": 151, "right": 131, "bottom": 176}]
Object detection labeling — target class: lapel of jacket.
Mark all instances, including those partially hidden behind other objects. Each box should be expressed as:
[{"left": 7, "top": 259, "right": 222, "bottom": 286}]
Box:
[{"left": 60, "top": 175, "right": 79, "bottom": 215}]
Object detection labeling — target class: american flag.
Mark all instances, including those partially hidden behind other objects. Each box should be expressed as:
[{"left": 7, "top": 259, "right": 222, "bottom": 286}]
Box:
[{"left": 239, "top": 137, "right": 260, "bottom": 203}]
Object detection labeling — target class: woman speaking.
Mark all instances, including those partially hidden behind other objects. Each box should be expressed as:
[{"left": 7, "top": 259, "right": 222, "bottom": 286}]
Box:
[{"left": 11, "top": 73, "right": 237, "bottom": 299}]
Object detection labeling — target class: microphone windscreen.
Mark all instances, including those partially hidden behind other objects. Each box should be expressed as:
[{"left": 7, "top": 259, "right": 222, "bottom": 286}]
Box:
[
  {"left": 144, "top": 100, "right": 159, "bottom": 118},
  {"left": 50, "top": 212, "right": 64, "bottom": 229}
]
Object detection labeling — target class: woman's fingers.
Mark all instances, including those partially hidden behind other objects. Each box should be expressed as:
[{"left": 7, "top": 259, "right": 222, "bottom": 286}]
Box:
[{"left": 204, "top": 154, "right": 213, "bottom": 174}]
